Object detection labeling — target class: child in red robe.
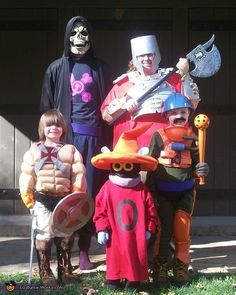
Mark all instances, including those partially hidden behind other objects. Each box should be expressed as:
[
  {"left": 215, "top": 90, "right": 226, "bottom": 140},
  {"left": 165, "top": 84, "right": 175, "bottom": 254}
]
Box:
[{"left": 91, "top": 123, "right": 160, "bottom": 292}]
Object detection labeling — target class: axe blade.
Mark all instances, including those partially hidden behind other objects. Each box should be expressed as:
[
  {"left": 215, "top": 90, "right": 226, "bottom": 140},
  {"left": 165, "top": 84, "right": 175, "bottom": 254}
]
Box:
[{"left": 186, "top": 34, "right": 221, "bottom": 78}]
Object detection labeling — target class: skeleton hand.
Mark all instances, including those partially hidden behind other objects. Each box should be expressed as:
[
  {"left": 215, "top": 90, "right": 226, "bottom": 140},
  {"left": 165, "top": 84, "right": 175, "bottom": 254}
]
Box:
[{"left": 176, "top": 58, "right": 189, "bottom": 77}]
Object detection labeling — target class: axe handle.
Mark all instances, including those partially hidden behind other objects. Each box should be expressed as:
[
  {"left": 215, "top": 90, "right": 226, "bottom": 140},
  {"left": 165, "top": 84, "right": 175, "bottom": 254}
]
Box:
[{"left": 108, "top": 66, "right": 178, "bottom": 126}]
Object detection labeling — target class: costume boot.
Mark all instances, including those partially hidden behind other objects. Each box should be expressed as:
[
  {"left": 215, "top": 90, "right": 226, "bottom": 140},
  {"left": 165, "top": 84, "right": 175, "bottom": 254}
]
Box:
[
  {"left": 78, "top": 232, "right": 94, "bottom": 270},
  {"left": 173, "top": 210, "right": 191, "bottom": 286},
  {"left": 54, "top": 235, "right": 79, "bottom": 285},
  {"left": 152, "top": 256, "right": 170, "bottom": 288},
  {"left": 35, "top": 239, "right": 58, "bottom": 287},
  {"left": 124, "top": 280, "right": 140, "bottom": 292},
  {"left": 105, "top": 279, "right": 121, "bottom": 291}
]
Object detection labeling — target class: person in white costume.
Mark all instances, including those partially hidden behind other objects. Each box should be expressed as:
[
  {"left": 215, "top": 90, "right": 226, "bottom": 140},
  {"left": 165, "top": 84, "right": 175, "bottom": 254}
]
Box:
[{"left": 101, "top": 35, "right": 199, "bottom": 148}]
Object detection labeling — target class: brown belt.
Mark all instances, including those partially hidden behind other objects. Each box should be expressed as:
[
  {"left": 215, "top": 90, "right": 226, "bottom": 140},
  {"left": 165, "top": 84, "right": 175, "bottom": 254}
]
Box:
[{"left": 38, "top": 191, "right": 68, "bottom": 197}]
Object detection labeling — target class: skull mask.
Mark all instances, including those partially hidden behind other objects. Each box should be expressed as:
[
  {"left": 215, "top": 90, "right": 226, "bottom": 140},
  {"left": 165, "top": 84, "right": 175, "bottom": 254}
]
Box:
[{"left": 70, "top": 22, "right": 90, "bottom": 57}]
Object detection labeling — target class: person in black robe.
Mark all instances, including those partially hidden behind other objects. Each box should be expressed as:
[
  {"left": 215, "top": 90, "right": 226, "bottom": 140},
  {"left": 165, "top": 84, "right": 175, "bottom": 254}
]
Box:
[{"left": 40, "top": 16, "right": 112, "bottom": 270}]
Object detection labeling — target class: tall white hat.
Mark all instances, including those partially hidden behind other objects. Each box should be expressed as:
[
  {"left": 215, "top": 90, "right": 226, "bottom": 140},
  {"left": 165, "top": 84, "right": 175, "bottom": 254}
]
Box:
[{"left": 130, "top": 35, "right": 161, "bottom": 75}]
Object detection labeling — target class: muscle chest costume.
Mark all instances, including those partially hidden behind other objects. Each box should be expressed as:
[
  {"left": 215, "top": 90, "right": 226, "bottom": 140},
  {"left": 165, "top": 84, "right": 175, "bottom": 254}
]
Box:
[
  {"left": 19, "top": 142, "right": 87, "bottom": 208},
  {"left": 101, "top": 69, "right": 183, "bottom": 148}
]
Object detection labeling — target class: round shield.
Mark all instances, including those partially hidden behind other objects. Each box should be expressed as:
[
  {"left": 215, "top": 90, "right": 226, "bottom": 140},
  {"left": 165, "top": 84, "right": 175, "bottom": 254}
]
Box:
[{"left": 52, "top": 192, "right": 94, "bottom": 234}]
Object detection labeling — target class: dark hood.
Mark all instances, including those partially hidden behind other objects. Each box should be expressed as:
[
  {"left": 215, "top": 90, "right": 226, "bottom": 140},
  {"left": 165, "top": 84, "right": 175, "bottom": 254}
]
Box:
[{"left": 63, "top": 16, "right": 95, "bottom": 57}]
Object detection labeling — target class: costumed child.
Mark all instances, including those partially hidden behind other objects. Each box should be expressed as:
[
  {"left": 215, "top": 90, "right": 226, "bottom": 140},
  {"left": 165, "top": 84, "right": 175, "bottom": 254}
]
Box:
[
  {"left": 91, "top": 123, "right": 160, "bottom": 292},
  {"left": 19, "top": 109, "right": 87, "bottom": 286},
  {"left": 146, "top": 93, "right": 209, "bottom": 288}
]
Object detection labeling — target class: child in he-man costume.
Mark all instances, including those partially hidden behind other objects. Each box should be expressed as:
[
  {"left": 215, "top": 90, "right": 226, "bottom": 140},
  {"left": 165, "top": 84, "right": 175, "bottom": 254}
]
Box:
[
  {"left": 19, "top": 109, "right": 87, "bottom": 286},
  {"left": 91, "top": 124, "right": 160, "bottom": 292},
  {"left": 146, "top": 93, "right": 209, "bottom": 288}
]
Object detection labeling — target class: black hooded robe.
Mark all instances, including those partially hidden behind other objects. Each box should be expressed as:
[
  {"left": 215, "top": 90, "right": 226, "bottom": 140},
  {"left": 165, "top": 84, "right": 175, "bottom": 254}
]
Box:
[{"left": 40, "top": 16, "right": 113, "bottom": 206}]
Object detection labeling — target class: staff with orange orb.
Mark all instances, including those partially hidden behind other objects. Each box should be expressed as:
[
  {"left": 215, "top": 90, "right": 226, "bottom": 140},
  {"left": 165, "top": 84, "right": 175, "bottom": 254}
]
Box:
[{"left": 194, "top": 114, "right": 210, "bottom": 185}]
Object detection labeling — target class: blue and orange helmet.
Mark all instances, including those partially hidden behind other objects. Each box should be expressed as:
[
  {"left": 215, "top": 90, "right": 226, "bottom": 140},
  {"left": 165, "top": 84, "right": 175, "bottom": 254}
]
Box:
[{"left": 162, "top": 93, "right": 194, "bottom": 116}]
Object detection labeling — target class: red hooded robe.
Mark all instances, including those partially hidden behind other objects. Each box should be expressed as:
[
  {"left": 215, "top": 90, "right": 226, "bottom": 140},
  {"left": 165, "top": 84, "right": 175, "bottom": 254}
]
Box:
[{"left": 93, "top": 178, "right": 158, "bottom": 281}]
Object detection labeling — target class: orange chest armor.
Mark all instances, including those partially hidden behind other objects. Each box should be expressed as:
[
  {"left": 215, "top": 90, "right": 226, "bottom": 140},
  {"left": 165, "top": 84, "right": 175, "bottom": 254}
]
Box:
[{"left": 158, "top": 126, "right": 195, "bottom": 168}]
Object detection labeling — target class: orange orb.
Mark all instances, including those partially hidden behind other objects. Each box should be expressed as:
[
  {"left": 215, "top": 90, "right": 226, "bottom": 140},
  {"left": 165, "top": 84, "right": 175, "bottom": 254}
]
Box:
[{"left": 194, "top": 114, "right": 210, "bottom": 130}]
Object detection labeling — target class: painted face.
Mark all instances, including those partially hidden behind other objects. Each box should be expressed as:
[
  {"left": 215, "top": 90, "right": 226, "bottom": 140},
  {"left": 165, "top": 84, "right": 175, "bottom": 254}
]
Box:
[
  {"left": 136, "top": 53, "right": 156, "bottom": 75},
  {"left": 165, "top": 107, "right": 190, "bottom": 126},
  {"left": 44, "top": 124, "right": 63, "bottom": 143},
  {"left": 110, "top": 163, "right": 140, "bottom": 178},
  {"left": 70, "top": 22, "right": 90, "bottom": 57}
]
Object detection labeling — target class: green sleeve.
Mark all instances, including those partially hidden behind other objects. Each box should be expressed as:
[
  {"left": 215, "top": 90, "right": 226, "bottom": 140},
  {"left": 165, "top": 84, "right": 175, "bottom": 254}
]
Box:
[{"left": 145, "top": 132, "right": 163, "bottom": 196}]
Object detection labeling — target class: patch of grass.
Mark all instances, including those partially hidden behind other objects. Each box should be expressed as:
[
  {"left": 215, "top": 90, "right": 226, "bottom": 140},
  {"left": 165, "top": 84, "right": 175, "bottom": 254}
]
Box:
[{"left": 0, "top": 272, "right": 236, "bottom": 295}]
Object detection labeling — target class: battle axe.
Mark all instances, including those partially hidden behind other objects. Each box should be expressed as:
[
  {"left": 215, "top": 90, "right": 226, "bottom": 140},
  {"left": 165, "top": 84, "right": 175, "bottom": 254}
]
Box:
[{"left": 109, "top": 34, "right": 221, "bottom": 125}]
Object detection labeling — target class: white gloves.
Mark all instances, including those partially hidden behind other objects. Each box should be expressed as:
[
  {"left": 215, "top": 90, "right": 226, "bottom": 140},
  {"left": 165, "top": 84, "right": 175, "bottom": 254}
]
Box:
[
  {"left": 124, "top": 97, "right": 138, "bottom": 113},
  {"left": 97, "top": 230, "right": 151, "bottom": 244},
  {"left": 176, "top": 58, "right": 189, "bottom": 77},
  {"left": 97, "top": 231, "right": 109, "bottom": 245}
]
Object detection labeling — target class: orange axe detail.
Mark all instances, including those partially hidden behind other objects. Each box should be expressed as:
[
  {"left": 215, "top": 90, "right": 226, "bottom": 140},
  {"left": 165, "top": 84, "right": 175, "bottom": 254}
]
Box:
[{"left": 194, "top": 114, "right": 210, "bottom": 185}]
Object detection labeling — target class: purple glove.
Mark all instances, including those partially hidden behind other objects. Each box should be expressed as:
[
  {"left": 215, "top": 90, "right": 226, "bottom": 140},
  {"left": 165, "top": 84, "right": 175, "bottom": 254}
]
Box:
[{"left": 145, "top": 231, "right": 151, "bottom": 240}]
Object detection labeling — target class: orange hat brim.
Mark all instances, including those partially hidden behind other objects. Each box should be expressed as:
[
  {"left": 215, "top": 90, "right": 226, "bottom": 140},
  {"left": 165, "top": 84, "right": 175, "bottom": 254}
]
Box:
[{"left": 91, "top": 152, "right": 158, "bottom": 171}]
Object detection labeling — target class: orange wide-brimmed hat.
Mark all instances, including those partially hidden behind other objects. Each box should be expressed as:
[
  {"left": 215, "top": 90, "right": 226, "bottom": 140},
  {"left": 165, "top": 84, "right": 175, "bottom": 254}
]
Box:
[{"left": 91, "top": 123, "right": 158, "bottom": 171}]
